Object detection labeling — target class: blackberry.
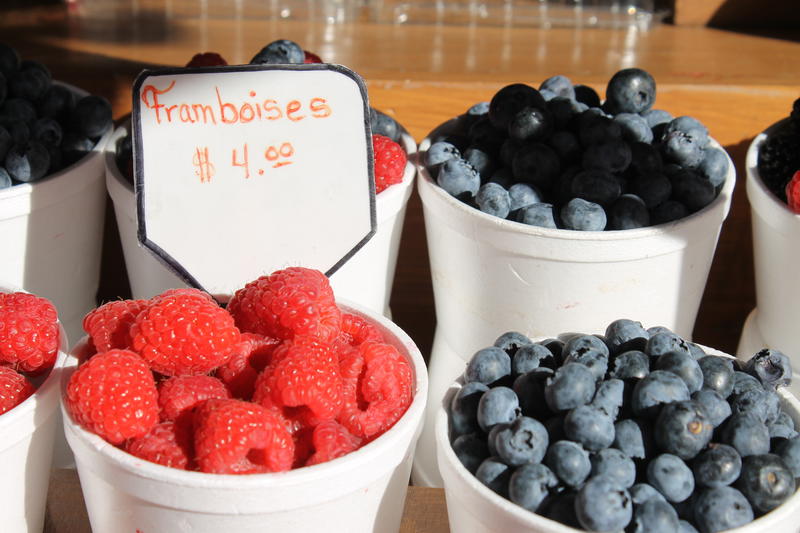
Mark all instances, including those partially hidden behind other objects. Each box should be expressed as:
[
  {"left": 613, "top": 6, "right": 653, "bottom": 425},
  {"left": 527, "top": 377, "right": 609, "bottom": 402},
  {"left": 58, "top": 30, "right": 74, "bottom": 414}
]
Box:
[{"left": 757, "top": 131, "right": 800, "bottom": 202}]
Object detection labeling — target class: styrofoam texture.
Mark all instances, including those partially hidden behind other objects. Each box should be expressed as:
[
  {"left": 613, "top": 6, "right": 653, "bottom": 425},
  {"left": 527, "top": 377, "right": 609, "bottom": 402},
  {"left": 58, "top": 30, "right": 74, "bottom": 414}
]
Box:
[
  {"left": 61, "top": 299, "right": 428, "bottom": 533},
  {"left": 745, "top": 119, "right": 800, "bottom": 358},
  {"left": 0, "top": 83, "right": 112, "bottom": 346},
  {"left": 0, "top": 312, "right": 68, "bottom": 533},
  {"left": 435, "top": 345, "right": 800, "bottom": 533},
  {"left": 412, "top": 120, "right": 736, "bottom": 486},
  {"left": 105, "top": 121, "right": 416, "bottom": 316},
  {"left": 737, "top": 308, "right": 800, "bottom": 399}
]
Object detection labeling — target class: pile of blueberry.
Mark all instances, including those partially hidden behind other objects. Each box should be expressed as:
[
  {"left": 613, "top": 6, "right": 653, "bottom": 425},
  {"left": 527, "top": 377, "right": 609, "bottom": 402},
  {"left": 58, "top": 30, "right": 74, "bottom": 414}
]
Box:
[
  {"left": 0, "top": 44, "right": 113, "bottom": 190},
  {"left": 425, "top": 69, "right": 730, "bottom": 231},
  {"left": 755, "top": 97, "right": 800, "bottom": 206},
  {"left": 448, "top": 319, "right": 798, "bottom": 532}
]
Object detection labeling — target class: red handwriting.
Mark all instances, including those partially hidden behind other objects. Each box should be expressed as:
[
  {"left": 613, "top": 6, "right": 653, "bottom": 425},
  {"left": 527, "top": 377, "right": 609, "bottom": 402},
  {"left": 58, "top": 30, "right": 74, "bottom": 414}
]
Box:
[
  {"left": 220, "top": 142, "right": 295, "bottom": 181},
  {"left": 192, "top": 147, "right": 215, "bottom": 183},
  {"left": 140, "top": 80, "right": 332, "bottom": 125}
]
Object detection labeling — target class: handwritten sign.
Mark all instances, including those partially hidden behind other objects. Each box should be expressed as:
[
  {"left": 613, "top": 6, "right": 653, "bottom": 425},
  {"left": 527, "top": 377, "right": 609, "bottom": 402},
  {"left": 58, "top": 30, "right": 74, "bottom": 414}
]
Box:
[{"left": 132, "top": 65, "right": 375, "bottom": 299}]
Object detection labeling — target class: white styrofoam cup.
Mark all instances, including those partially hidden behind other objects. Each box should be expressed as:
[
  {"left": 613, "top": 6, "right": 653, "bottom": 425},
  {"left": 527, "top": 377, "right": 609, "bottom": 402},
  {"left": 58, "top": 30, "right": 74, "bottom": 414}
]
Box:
[
  {"left": 435, "top": 345, "right": 800, "bottom": 533},
  {"left": 61, "top": 300, "right": 427, "bottom": 533},
  {"left": 105, "top": 121, "right": 416, "bottom": 316},
  {"left": 412, "top": 120, "right": 736, "bottom": 486},
  {"left": 0, "top": 83, "right": 112, "bottom": 347}
]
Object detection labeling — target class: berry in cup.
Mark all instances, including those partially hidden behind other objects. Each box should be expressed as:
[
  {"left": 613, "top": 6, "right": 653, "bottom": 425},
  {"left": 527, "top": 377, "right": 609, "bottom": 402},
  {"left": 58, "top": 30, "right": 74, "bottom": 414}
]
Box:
[{"left": 756, "top": 97, "right": 800, "bottom": 211}]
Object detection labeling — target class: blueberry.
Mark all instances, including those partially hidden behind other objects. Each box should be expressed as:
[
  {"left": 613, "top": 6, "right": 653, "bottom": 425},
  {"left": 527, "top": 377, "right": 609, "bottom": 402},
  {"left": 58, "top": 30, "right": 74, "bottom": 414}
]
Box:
[
  {"left": 4, "top": 142, "right": 50, "bottom": 183},
  {"left": 578, "top": 113, "right": 623, "bottom": 146},
  {"left": 513, "top": 368, "right": 554, "bottom": 419},
  {"left": 511, "top": 143, "right": 560, "bottom": 190},
  {"left": 614, "top": 112, "right": 654, "bottom": 144},
  {"left": 547, "top": 129, "right": 581, "bottom": 161},
  {"left": 250, "top": 39, "right": 305, "bottom": 64},
  {"left": 437, "top": 158, "right": 480, "bottom": 198},
  {"left": 489, "top": 167, "right": 514, "bottom": 189},
  {"left": 614, "top": 419, "right": 646, "bottom": 459},
  {"left": 730, "top": 388, "right": 779, "bottom": 424},
  {"left": 744, "top": 348, "right": 792, "bottom": 390},
  {"left": 693, "top": 487, "right": 753, "bottom": 533},
  {"left": 630, "top": 483, "right": 668, "bottom": 505},
  {"left": 698, "top": 147, "right": 729, "bottom": 189},
  {"left": 642, "top": 108, "right": 673, "bottom": 128},
  {"left": 769, "top": 422, "right": 798, "bottom": 440},
  {"left": 560, "top": 197, "right": 607, "bottom": 231},
  {"left": 732, "top": 371, "right": 762, "bottom": 396},
  {"left": 516, "top": 202, "right": 557, "bottom": 229},
  {"left": 664, "top": 116, "right": 709, "bottom": 146},
  {"left": 486, "top": 423, "right": 508, "bottom": 457},
  {"left": 698, "top": 356, "right": 735, "bottom": 398},
  {"left": 547, "top": 97, "right": 583, "bottom": 130},
  {"left": 494, "top": 416, "right": 549, "bottom": 466},
  {"left": 670, "top": 169, "right": 716, "bottom": 212},
  {"left": 628, "top": 141, "right": 663, "bottom": 175},
  {"left": 8, "top": 60, "right": 51, "bottom": 101},
  {"left": 449, "top": 381, "right": 489, "bottom": 436},
  {"left": 5, "top": 120, "right": 29, "bottom": 145},
  {"left": 0, "top": 166, "right": 11, "bottom": 189},
  {"left": 632, "top": 370, "right": 690, "bottom": 417},
  {"left": 70, "top": 95, "right": 112, "bottom": 139},
  {"left": 564, "top": 405, "right": 615, "bottom": 451},
  {"left": 604, "top": 319, "right": 648, "bottom": 355},
  {"left": 493, "top": 331, "right": 531, "bottom": 357},
  {"left": 544, "top": 440, "right": 591, "bottom": 487},
  {"left": 576, "top": 475, "right": 633, "bottom": 531},
  {"left": 630, "top": 499, "right": 679, "bottom": 533},
  {"left": 592, "top": 379, "right": 625, "bottom": 419},
  {"left": 31, "top": 117, "right": 62, "bottom": 147},
  {"left": 425, "top": 141, "right": 460, "bottom": 169},
  {"left": 0, "top": 125, "right": 11, "bottom": 161},
  {"left": 475, "top": 456, "right": 512, "bottom": 497},
  {"left": 605, "top": 68, "right": 656, "bottom": 114},
  {"left": 651, "top": 200, "right": 689, "bottom": 225},
  {"left": 691, "top": 389, "right": 732, "bottom": 427},
  {"left": 475, "top": 182, "right": 510, "bottom": 218},
  {"left": 574, "top": 84, "right": 601, "bottom": 107},
  {"left": 544, "top": 415, "right": 566, "bottom": 443},
  {"left": 488, "top": 84, "right": 546, "bottom": 131},
  {"left": 539, "top": 89, "right": 557, "bottom": 101},
  {"left": 0, "top": 97, "right": 36, "bottom": 124},
  {"left": 465, "top": 347, "right": 511, "bottom": 385},
  {"left": 0, "top": 44, "right": 20, "bottom": 78},
  {"left": 655, "top": 351, "right": 704, "bottom": 393},
  {"left": 662, "top": 131, "right": 705, "bottom": 168},
  {"left": 688, "top": 342, "right": 707, "bottom": 360},
  {"left": 368, "top": 108, "right": 400, "bottom": 141},
  {"left": 610, "top": 350, "right": 650, "bottom": 381},
  {"left": 463, "top": 145, "right": 496, "bottom": 180},
  {"left": 477, "top": 386, "right": 520, "bottom": 432},
  {"left": 719, "top": 413, "right": 770, "bottom": 457},
  {"left": 775, "top": 410, "right": 795, "bottom": 430},
  {"left": 563, "top": 333, "right": 610, "bottom": 358},
  {"left": 565, "top": 348, "right": 608, "bottom": 382},
  {"left": 508, "top": 107, "right": 552, "bottom": 142},
  {"left": 539, "top": 75, "right": 574, "bottom": 99},
  {"left": 468, "top": 117, "right": 504, "bottom": 153},
  {"left": 455, "top": 101, "right": 489, "bottom": 132},
  {"left": 774, "top": 436, "right": 800, "bottom": 477},
  {"left": 654, "top": 400, "right": 713, "bottom": 460},
  {"left": 693, "top": 443, "right": 742, "bottom": 489},
  {"left": 542, "top": 490, "right": 581, "bottom": 528},
  {"left": 571, "top": 169, "right": 622, "bottom": 207},
  {"left": 507, "top": 183, "right": 541, "bottom": 212},
  {"left": 678, "top": 519, "right": 700, "bottom": 533},
  {"left": 544, "top": 362, "right": 596, "bottom": 412},
  {"left": 630, "top": 173, "right": 671, "bottom": 211},
  {"left": 591, "top": 447, "right": 636, "bottom": 489},
  {"left": 736, "top": 454, "right": 796, "bottom": 513},
  {"left": 452, "top": 433, "right": 489, "bottom": 474},
  {"left": 582, "top": 139, "right": 633, "bottom": 174},
  {"left": 499, "top": 138, "right": 522, "bottom": 167},
  {"left": 608, "top": 194, "right": 650, "bottom": 230},
  {"left": 508, "top": 463, "right": 558, "bottom": 512},
  {"left": 645, "top": 331, "right": 692, "bottom": 360},
  {"left": 512, "top": 343, "right": 555, "bottom": 374},
  {"left": 37, "top": 84, "right": 75, "bottom": 121},
  {"left": 647, "top": 453, "right": 694, "bottom": 503},
  {"left": 540, "top": 338, "right": 565, "bottom": 363},
  {"left": 0, "top": 72, "right": 6, "bottom": 106}
]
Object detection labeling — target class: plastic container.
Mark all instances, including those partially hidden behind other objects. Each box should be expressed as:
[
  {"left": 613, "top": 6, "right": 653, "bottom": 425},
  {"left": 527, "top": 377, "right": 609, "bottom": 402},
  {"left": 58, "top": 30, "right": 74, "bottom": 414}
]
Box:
[
  {"left": 105, "top": 121, "right": 417, "bottom": 316},
  {"left": 738, "top": 119, "right": 800, "bottom": 361},
  {"left": 435, "top": 346, "right": 800, "bottom": 533},
  {"left": 412, "top": 120, "right": 736, "bottom": 486},
  {"left": 0, "top": 83, "right": 112, "bottom": 346},
  {"left": 0, "top": 306, "right": 68, "bottom": 533},
  {"left": 61, "top": 300, "right": 427, "bottom": 533}
]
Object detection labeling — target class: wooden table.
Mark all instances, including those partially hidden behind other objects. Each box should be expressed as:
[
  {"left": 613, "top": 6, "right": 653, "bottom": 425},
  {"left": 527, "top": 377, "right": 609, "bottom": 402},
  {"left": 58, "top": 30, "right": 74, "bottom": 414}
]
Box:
[{"left": 4, "top": 3, "right": 800, "bottom": 530}]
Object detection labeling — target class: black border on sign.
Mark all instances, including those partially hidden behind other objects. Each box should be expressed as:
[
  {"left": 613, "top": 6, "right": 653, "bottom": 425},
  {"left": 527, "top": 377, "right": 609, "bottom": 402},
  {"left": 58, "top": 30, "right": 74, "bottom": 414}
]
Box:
[{"left": 131, "top": 63, "right": 377, "bottom": 299}]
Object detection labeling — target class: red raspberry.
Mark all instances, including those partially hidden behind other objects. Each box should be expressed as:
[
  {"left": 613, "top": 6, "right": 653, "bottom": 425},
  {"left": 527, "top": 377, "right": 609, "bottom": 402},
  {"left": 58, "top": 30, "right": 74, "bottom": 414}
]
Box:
[
  {"left": 227, "top": 267, "right": 341, "bottom": 343},
  {"left": 785, "top": 170, "right": 800, "bottom": 213},
  {"left": 372, "top": 134, "right": 407, "bottom": 193},
  {"left": 292, "top": 427, "right": 315, "bottom": 468},
  {"left": 158, "top": 375, "right": 230, "bottom": 422},
  {"left": 125, "top": 420, "right": 194, "bottom": 470},
  {"left": 0, "top": 366, "right": 35, "bottom": 415},
  {"left": 83, "top": 299, "right": 148, "bottom": 353},
  {"left": 337, "top": 341, "right": 412, "bottom": 439},
  {"left": 215, "top": 333, "right": 280, "bottom": 400},
  {"left": 153, "top": 288, "right": 215, "bottom": 303},
  {"left": 0, "top": 292, "right": 59, "bottom": 373},
  {"left": 339, "top": 313, "right": 384, "bottom": 346},
  {"left": 306, "top": 420, "right": 361, "bottom": 466},
  {"left": 303, "top": 50, "right": 322, "bottom": 64},
  {"left": 194, "top": 399, "right": 294, "bottom": 474},
  {"left": 65, "top": 350, "right": 159, "bottom": 445},
  {"left": 130, "top": 294, "right": 241, "bottom": 376},
  {"left": 185, "top": 52, "right": 228, "bottom": 67}
]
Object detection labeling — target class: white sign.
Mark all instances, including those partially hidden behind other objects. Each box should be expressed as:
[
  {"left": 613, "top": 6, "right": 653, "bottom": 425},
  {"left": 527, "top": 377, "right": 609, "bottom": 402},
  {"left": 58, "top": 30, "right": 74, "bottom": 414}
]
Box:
[{"left": 132, "top": 65, "right": 375, "bottom": 300}]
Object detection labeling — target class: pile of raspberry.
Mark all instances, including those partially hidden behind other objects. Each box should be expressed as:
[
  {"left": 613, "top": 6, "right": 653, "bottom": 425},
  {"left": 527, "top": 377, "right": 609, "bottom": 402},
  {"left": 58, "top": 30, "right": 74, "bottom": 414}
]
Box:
[
  {"left": 0, "top": 292, "right": 60, "bottom": 415},
  {"left": 65, "top": 267, "right": 414, "bottom": 474}
]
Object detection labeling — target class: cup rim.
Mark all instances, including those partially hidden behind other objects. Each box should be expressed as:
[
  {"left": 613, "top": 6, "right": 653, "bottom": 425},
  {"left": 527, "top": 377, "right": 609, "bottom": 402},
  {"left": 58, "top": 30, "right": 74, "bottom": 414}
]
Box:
[
  {"left": 435, "top": 342, "right": 800, "bottom": 532},
  {"left": 61, "top": 298, "right": 428, "bottom": 490},
  {"left": 417, "top": 119, "right": 736, "bottom": 243},
  {"left": 746, "top": 117, "right": 800, "bottom": 223}
]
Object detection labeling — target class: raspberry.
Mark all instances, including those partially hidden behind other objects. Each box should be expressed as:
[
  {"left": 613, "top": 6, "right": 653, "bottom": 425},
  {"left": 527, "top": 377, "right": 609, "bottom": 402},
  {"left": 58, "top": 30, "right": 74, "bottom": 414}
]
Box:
[
  {"left": 263, "top": 336, "right": 343, "bottom": 421},
  {"left": 215, "top": 333, "right": 280, "bottom": 400},
  {"left": 303, "top": 50, "right": 322, "bottom": 64},
  {"left": 340, "top": 313, "right": 383, "bottom": 346},
  {"left": 306, "top": 420, "right": 361, "bottom": 466},
  {"left": 785, "top": 171, "right": 800, "bottom": 214},
  {"left": 0, "top": 292, "right": 59, "bottom": 373},
  {"left": 372, "top": 134, "right": 407, "bottom": 193},
  {"left": 194, "top": 399, "right": 294, "bottom": 474},
  {"left": 158, "top": 375, "right": 231, "bottom": 422},
  {"left": 130, "top": 293, "right": 241, "bottom": 376},
  {"left": 0, "top": 366, "right": 34, "bottom": 415},
  {"left": 338, "top": 341, "right": 413, "bottom": 439},
  {"left": 227, "top": 267, "right": 341, "bottom": 343},
  {"left": 185, "top": 52, "right": 228, "bottom": 68},
  {"left": 125, "top": 420, "right": 194, "bottom": 470},
  {"left": 65, "top": 349, "right": 159, "bottom": 445},
  {"left": 82, "top": 299, "right": 148, "bottom": 353}
]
